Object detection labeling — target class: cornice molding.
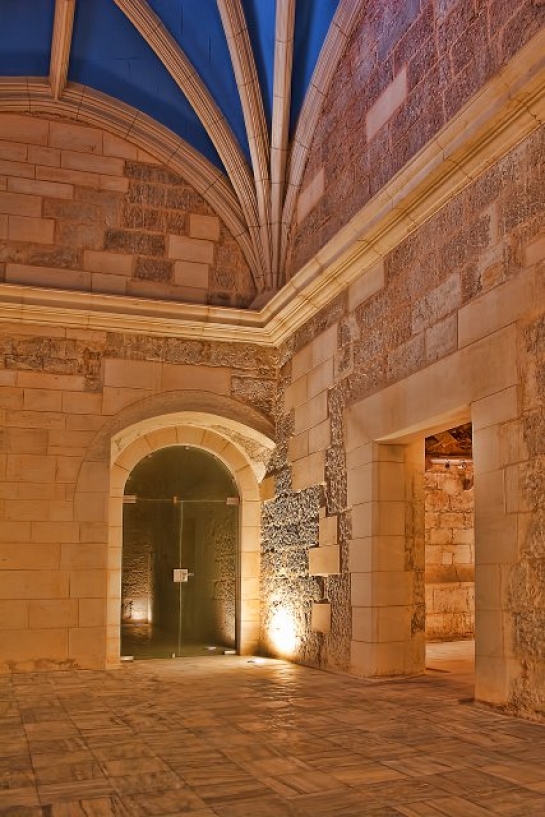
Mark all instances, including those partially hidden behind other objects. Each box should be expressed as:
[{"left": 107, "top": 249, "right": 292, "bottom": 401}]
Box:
[{"left": 0, "top": 29, "right": 543, "bottom": 349}]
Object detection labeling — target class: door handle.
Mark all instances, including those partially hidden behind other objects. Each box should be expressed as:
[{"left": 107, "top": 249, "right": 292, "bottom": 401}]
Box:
[{"left": 173, "top": 568, "right": 194, "bottom": 583}]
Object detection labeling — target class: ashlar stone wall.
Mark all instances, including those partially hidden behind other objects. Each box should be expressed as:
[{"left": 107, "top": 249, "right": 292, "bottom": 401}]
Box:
[
  {"left": 0, "top": 115, "right": 254, "bottom": 307},
  {"left": 287, "top": 0, "right": 545, "bottom": 276},
  {"left": 425, "top": 462, "right": 475, "bottom": 641}
]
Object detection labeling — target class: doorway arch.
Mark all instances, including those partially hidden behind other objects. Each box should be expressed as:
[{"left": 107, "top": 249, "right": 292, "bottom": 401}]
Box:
[{"left": 107, "top": 414, "right": 272, "bottom": 666}]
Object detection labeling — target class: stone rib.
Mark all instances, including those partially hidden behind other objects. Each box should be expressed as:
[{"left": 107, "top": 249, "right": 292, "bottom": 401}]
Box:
[
  {"left": 271, "top": 0, "right": 296, "bottom": 289},
  {"left": 49, "top": 0, "right": 76, "bottom": 101},
  {"left": 217, "top": 0, "right": 272, "bottom": 290},
  {"left": 112, "top": 0, "right": 266, "bottom": 290},
  {"left": 281, "top": 0, "right": 362, "bottom": 275}
]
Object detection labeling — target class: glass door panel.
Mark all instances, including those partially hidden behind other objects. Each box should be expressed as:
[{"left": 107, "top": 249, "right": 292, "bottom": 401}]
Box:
[{"left": 121, "top": 497, "right": 238, "bottom": 659}]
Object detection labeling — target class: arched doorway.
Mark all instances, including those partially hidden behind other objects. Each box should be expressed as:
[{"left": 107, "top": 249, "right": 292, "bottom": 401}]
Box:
[{"left": 121, "top": 446, "right": 240, "bottom": 659}]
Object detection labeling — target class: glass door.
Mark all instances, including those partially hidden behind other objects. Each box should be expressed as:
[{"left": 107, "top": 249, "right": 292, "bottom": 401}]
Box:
[{"left": 121, "top": 494, "right": 238, "bottom": 660}]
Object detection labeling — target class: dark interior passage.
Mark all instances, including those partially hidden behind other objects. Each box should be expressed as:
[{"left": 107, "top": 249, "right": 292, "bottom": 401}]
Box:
[{"left": 121, "top": 446, "right": 239, "bottom": 659}]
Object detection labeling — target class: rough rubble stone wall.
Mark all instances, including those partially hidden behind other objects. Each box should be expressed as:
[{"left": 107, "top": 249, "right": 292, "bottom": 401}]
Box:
[
  {"left": 425, "top": 464, "right": 475, "bottom": 641},
  {"left": 287, "top": 0, "right": 545, "bottom": 277},
  {"left": 0, "top": 115, "right": 255, "bottom": 307}
]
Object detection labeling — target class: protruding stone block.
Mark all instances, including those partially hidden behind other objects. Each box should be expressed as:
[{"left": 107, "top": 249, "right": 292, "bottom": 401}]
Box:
[
  {"left": 309, "top": 545, "right": 340, "bottom": 576},
  {"left": 311, "top": 602, "right": 331, "bottom": 633}
]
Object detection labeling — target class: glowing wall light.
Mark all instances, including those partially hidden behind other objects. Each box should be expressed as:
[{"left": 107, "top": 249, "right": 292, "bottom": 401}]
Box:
[{"left": 268, "top": 607, "right": 298, "bottom": 657}]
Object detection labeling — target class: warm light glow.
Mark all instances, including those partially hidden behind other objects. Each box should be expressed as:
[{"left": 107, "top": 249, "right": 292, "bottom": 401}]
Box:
[
  {"left": 268, "top": 607, "right": 298, "bottom": 656},
  {"left": 129, "top": 599, "right": 150, "bottom": 622}
]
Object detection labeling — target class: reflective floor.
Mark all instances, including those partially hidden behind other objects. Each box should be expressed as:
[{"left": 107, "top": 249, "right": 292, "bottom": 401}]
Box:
[
  {"left": 121, "top": 622, "right": 233, "bottom": 660},
  {"left": 1, "top": 651, "right": 544, "bottom": 816}
]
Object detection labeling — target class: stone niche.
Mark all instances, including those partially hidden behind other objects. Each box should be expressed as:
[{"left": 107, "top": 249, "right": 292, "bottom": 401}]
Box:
[{"left": 424, "top": 424, "right": 475, "bottom": 642}]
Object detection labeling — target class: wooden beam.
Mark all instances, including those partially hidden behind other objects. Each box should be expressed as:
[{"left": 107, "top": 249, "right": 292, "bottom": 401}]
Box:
[{"left": 49, "top": 0, "right": 76, "bottom": 101}]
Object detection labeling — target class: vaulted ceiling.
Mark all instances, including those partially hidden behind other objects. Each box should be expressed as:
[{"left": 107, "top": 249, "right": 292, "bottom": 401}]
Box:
[{"left": 0, "top": 0, "right": 361, "bottom": 297}]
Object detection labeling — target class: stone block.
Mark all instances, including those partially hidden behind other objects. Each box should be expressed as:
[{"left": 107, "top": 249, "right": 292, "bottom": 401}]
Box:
[
  {"left": 0, "top": 570, "right": 69, "bottom": 600},
  {"left": 8, "top": 177, "right": 73, "bottom": 199},
  {"left": 0, "top": 191, "right": 41, "bottom": 218},
  {"left": 297, "top": 167, "right": 324, "bottom": 224},
  {"left": 37, "top": 165, "right": 99, "bottom": 189},
  {"left": 188, "top": 214, "right": 220, "bottom": 241},
  {"left": 524, "top": 230, "right": 545, "bottom": 267},
  {"left": 472, "top": 387, "right": 519, "bottom": 431},
  {"left": 103, "top": 358, "right": 162, "bottom": 391},
  {"left": 61, "top": 150, "right": 124, "bottom": 177},
  {"left": 103, "top": 133, "right": 138, "bottom": 160},
  {"left": 1, "top": 114, "right": 49, "bottom": 145},
  {"left": 173, "top": 260, "right": 209, "bottom": 289},
  {"left": 259, "top": 476, "right": 275, "bottom": 501},
  {"left": 459, "top": 271, "right": 539, "bottom": 348},
  {"left": 161, "top": 363, "right": 231, "bottom": 394},
  {"left": 348, "top": 260, "right": 385, "bottom": 312},
  {"left": 308, "top": 419, "right": 331, "bottom": 453},
  {"left": 287, "top": 431, "right": 308, "bottom": 463},
  {"left": 8, "top": 216, "right": 55, "bottom": 244},
  {"left": 307, "top": 358, "right": 334, "bottom": 399},
  {"left": 284, "top": 376, "right": 308, "bottom": 412},
  {"left": 69, "top": 569, "right": 107, "bottom": 599},
  {"left": 6, "top": 263, "right": 90, "bottom": 290},
  {"left": 294, "top": 393, "right": 328, "bottom": 434},
  {"left": 311, "top": 325, "right": 338, "bottom": 368},
  {"left": 0, "top": 600, "right": 28, "bottom": 629},
  {"left": 29, "top": 145, "right": 60, "bottom": 166},
  {"left": 0, "top": 543, "right": 59, "bottom": 570},
  {"left": 68, "top": 626, "right": 106, "bottom": 658},
  {"left": 17, "top": 371, "right": 86, "bottom": 392},
  {"left": 366, "top": 67, "right": 407, "bottom": 140},
  {"left": 6, "top": 453, "right": 56, "bottom": 484},
  {"left": 23, "top": 389, "right": 62, "bottom": 412},
  {"left": 291, "top": 450, "right": 326, "bottom": 491},
  {"left": 0, "top": 629, "right": 68, "bottom": 664},
  {"left": 311, "top": 602, "right": 331, "bottom": 634},
  {"left": 309, "top": 545, "right": 340, "bottom": 576},
  {"left": 167, "top": 235, "right": 215, "bottom": 264},
  {"left": 28, "top": 599, "right": 78, "bottom": 629},
  {"left": 50, "top": 122, "right": 102, "bottom": 154},
  {"left": 291, "top": 343, "right": 313, "bottom": 382},
  {"left": 319, "top": 512, "right": 338, "bottom": 545},
  {"left": 83, "top": 250, "right": 133, "bottom": 276},
  {"left": 78, "top": 598, "right": 105, "bottom": 627},
  {"left": 472, "top": 425, "right": 501, "bottom": 474}
]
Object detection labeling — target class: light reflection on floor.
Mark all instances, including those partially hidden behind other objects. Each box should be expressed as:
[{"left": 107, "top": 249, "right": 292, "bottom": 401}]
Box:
[
  {"left": 121, "top": 621, "right": 234, "bottom": 660},
  {"left": 426, "top": 639, "right": 475, "bottom": 677}
]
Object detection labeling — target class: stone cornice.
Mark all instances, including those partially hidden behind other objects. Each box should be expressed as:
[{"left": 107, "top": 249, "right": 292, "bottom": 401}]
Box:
[{"left": 0, "top": 29, "right": 543, "bottom": 348}]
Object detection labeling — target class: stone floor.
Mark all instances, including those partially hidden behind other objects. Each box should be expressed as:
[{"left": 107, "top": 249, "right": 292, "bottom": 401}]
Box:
[{"left": 1, "top": 645, "right": 545, "bottom": 816}]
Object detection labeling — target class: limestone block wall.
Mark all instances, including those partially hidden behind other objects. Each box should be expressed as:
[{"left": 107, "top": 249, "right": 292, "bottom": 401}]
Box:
[
  {"left": 425, "top": 463, "right": 475, "bottom": 641},
  {"left": 287, "top": 0, "right": 544, "bottom": 276},
  {"left": 0, "top": 115, "right": 254, "bottom": 307},
  {"left": 0, "top": 324, "right": 275, "bottom": 671},
  {"left": 267, "top": 125, "right": 544, "bottom": 717}
]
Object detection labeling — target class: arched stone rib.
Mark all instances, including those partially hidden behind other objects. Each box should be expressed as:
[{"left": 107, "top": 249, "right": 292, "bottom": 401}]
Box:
[
  {"left": 50, "top": 0, "right": 76, "bottom": 101},
  {"left": 112, "top": 0, "right": 267, "bottom": 289},
  {"left": 280, "top": 0, "right": 362, "bottom": 279},
  {"left": 271, "top": 0, "right": 296, "bottom": 289},
  {"left": 217, "top": 0, "right": 273, "bottom": 290}
]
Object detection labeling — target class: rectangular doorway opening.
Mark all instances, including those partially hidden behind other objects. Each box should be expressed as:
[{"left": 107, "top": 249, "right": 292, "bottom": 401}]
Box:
[{"left": 424, "top": 422, "right": 475, "bottom": 678}]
